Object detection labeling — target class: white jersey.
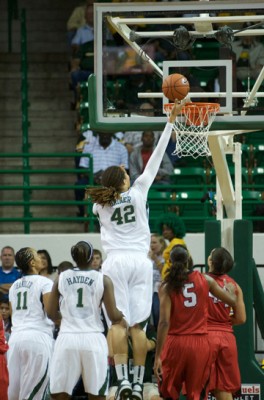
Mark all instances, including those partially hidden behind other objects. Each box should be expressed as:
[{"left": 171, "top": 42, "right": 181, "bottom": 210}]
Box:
[
  {"left": 93, "top": 122, "right": 173, "bottom": 255},
  {"left": 9, "top": 275, "right": 53, "bottom": 336},
  {"left": 58, "top": 268, "right": 105, "bottom": 334}
]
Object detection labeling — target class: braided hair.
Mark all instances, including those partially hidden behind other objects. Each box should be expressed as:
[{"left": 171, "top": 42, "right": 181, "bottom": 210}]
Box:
[
  {"left": 86, "top": 166, "right": 125, "bottom": 207},
  {"left": 15, "top": 247, "right": 35, "bottom": 274},
  {"left": 164, "top": 245, "right": 190, "bottom": 293},
  {"left": 71, "top": 241, "right": 93, "bottom": 268},
  {"left": 210, "top": 247, "right": 234, "bottom": 275}
]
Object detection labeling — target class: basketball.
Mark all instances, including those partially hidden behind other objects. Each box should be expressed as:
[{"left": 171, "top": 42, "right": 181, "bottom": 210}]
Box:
[{"left": 162, "top": 73, "right": 190, "bottom": 101}]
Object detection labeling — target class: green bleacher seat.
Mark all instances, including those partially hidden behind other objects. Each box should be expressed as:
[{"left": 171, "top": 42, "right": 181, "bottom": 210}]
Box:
[
  {"left": 244, "top": 130, "right": 264, "bottom": 146},
  {"left": 79, "top": 101, "right": 89, "bottom": 123},
  {"left": 190, "top": 66, "right": 219, "bottom": 87},
  {"left": 251, "top": 167, "right": 264, "bottom": 186},
  {"left": 242, "top": 190, "right": 263, "bottom": 217},
  {"left": 209, "top": 166, "right": 249, "bottom": 186},
  {"left": 175, "top": 190, "right": 214, "bottom": 232},
  {"left": 241, "top": 144, "right": 255, "bottom": 168},
  {"left": 80, "top": 122, "right": 90, "bottom": 133},
  {"left": 170, "top": 167, "right": 207, "bottom": 189},
  {"left": 147, "top": 190, "right": 178, "bottom": 232},
  {"left": 192, "top": 40, "right": 220, "bottom": 60},
  {"left": 79, "top": 81, "right": 89, "bottom": 102},
  {"left": 253, "top": 144, "right": 264, "bottom": 167}
]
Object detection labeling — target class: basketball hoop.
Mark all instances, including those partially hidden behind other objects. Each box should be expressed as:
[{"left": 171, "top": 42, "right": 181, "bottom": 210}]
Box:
[{"left": 164, "top": 102, "right": 220, "bottom": 159}]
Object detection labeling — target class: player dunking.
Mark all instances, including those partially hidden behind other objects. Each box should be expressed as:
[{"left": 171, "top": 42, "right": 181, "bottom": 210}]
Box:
[
  {"left": 154, "top": 245, "right": 238, "bottom": 400},
  {"left": 86, "top": 101, "right": 184, "bottom": 400}
]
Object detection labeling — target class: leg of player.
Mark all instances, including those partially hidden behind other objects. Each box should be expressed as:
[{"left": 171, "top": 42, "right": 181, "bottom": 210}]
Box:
[
  {"left": 89, "top": 395, "right": 106, "bottom": 400},
  {"left": 110, "top": 322, "right": 131, "bottom": 400},
  {"left": 50, "top": 393, "right": 70, "bottom": 400},
  {"left": 130, "top": 324, "right": 148, "bottom": 400},
  {"left": 213, "top": 390, "right": 233, "bottom": 400}
]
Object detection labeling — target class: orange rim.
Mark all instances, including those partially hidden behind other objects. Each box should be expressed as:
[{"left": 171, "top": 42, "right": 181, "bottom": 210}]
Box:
[{"left": 164, "top": 102, "right": 220, "bottom": 113}]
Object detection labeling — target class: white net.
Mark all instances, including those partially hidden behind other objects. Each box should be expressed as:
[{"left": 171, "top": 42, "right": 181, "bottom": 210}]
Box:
[{"left": 164, "top": 102, "right": 220, "bottom": 159}]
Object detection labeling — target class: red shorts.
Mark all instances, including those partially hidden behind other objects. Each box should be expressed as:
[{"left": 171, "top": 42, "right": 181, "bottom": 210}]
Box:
[
  {"left": 208, "top": 330, "right": 241, "bottom": 394},
  {"left": 160, "top": 334, "right": 211, "bottom": 400},
  {"left": 0, "top": 354, "right": 9, "bottom": 400}
]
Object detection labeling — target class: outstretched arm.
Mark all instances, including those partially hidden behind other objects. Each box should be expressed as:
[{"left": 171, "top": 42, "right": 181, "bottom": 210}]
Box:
[{"left": 135, "top": 101, "right": 185, "bottom": 192}]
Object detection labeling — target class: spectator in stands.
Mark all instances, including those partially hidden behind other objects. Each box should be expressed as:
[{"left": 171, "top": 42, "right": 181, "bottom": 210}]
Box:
[
  {"left": 67, "top": 1, "right": 92, "bottom": 49},
  {"left": 156, "top": 213, "right": 187, "bottom": 279},
  {"left": 90, "top": 249, "right": 103, "bottom": 270},
  {"left": 8, "top": 247, "right": 54, "bottom": 400},
  {"left": 129, "top": 130, "right": 174, "bottom": 184},
  {"left": 37, "top": 249, "right": 57, "bottom": 281},
  {"left": 123, "top": 102, "right": 162, "bottom": 155},
  {"left": 0, "top": 313, "right": 8, "bottom": 400},
  {"left": 148, "top": 234, "right": 166, "bottom": 331},
  {"left": 76, "top": 131, "right": 129, "bottom": 217},
  {"left": 57, "top": 261, "right": 74, "bottom": 275},
  {"left": 0, "top": 299, "right": 12, "bottom": 341},
  {"left": 70, "top": 3, "right": 94, "bottom": 108},
  {"left": 206, "top": 247, "right": 246, "bottom": 400},
  {"left": 232, "top": 31, "right": 264, "bottom": 81},
  {"left": 0, "top": 246, "right": 21, "bottom": 301}
]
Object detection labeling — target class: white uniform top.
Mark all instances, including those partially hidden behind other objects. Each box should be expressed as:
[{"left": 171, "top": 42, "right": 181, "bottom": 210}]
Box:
[
  {"left": 9, "top": 275, "right": 53, "bottom": 336},
  {"left": 58, "top": 268, "right": 105, "bottom": 334},
  {"left": 93, "top": 122, "right": 173, "bottom": 255}
]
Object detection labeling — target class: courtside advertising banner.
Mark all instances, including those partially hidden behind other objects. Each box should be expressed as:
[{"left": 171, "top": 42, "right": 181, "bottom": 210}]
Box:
[{"left": 208, "top": 384, "right": 261, "bottom": 400}]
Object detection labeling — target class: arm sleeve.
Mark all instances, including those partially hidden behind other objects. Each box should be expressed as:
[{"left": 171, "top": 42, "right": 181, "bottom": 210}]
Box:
[{"left": 134, "top": 122, "right": 173, "bottom": 192}]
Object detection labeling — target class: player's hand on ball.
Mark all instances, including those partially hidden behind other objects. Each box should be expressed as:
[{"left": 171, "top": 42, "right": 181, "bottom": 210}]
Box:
[{"left": 169, "top": 99, "right": 187, "bottom": 123}]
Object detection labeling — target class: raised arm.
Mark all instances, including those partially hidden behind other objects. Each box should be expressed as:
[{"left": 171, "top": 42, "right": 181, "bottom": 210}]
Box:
[{"left": 135, "top": 101, "right": 184, "bottom": 192}]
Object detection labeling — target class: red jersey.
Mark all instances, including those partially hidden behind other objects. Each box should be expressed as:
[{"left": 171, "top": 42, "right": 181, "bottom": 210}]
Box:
[
  {"left": 0, "top": 319, "right": 8, "bottom": 354},
  {"left": 168, "top": 271, "right": 209, "bottom": 335},
  {"left": 207, "top": 273, "right": 237, "bottom": 332}
]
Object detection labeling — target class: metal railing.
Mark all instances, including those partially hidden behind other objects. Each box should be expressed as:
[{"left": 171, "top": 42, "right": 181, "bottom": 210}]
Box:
[
  {"left": 7, "top": 0, "right": 18, "bottom": 52},
  {"left": 0, "top": 153, "right": 94, "bottom": 233}
]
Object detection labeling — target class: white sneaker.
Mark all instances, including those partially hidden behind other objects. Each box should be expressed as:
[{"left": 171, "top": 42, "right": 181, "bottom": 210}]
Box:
[{"left": 114, "top": 380, "right": 132, "bottom": 400}]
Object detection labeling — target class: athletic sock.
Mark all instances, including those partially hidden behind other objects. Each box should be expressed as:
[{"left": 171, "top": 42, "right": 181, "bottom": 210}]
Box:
[
  {"left": 133, "top": 365, "right": 145, "bottom": 386},
  {"left": 115, "top": 363, "right": 129, "bottom": 382}
]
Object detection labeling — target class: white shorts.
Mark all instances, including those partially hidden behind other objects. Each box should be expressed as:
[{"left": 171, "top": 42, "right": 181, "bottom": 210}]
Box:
[
  {"left": 7, "top": 331, "right": 53, "bottom": 400},
  {"left": 50, "top": 332, "right": 109, "bottom": 395},
  {"left": 102, "top": 251, "right": 153, "bottom": 327}
]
